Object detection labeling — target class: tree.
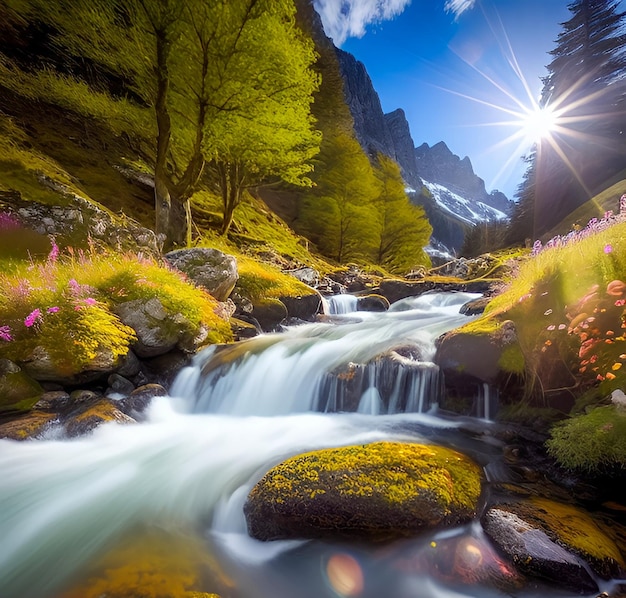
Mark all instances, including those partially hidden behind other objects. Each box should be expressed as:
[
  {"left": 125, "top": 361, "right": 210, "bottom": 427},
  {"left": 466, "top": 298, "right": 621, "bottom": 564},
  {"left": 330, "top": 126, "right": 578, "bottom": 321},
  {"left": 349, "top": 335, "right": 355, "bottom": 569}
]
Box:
[
  {"left": 2, "top": 0, "right": 320, "bottom": 249},
  {"left": 299, "top": 132, "right": 380, "bottom": 262},
  {"left": 525, "top": 0, "right": 626, "bottom": 237},
  {"left": 201, "top": 7, "right": 321, "bottom": 235},
  {"left": 372, "top": 154, "right": 431, "bottom": 273}
]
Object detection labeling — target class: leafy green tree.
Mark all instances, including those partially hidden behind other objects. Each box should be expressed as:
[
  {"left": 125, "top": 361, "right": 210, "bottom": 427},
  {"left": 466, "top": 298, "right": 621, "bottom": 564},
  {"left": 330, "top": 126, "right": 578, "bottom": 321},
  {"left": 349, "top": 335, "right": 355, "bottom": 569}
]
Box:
[
  {"left": 523, "top": 0, "right": 626, "bottom": 236},
  {"left": 201, "top": 8, "right": 321, "bottom": 234},
  {"left": 372, "top": 154, "right": 431, "bottom": 273},
  {"left": 2, "top": 0, "right": 319, "bottom": 248}
]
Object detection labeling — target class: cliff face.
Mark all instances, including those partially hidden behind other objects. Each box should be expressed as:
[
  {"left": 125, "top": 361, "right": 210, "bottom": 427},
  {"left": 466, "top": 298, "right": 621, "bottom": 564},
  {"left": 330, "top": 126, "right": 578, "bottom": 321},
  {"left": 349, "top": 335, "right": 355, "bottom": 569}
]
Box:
[
  {"left": 335, "top": 48, "right": 396, "bottom": 160},
  {"left": 384, "top": 109, "right": 419, "bottom": 184}
]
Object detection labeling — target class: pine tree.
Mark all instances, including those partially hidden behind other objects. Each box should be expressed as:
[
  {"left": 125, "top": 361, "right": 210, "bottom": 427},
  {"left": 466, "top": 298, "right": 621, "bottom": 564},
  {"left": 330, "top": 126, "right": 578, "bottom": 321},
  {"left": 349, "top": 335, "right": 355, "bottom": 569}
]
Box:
[{"left": 527, "top": 0, "right": 626, "bottom": 237}]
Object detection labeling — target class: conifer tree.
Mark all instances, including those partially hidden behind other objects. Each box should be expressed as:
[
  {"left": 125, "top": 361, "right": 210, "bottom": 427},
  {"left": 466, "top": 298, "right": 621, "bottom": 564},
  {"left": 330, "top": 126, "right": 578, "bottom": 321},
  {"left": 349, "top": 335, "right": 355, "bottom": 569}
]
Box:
[
  {"left": 521, "top": 0, "right": 626, "bottom": 238},
  {"left": 372, "top": 155, "right": 431, "bottom": 273}
]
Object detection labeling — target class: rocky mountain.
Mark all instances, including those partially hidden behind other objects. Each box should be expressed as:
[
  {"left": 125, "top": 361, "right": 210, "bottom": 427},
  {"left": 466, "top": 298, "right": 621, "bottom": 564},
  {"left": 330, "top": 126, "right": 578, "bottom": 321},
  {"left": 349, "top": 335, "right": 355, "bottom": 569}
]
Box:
[{"left": 335, "top": 46, "right": 512, "bottom": 252}]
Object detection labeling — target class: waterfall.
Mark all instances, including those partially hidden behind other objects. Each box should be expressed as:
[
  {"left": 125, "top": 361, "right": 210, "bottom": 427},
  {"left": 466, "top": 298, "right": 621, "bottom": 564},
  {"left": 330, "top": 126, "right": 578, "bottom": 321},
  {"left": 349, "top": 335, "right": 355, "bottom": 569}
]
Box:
[
  {"left": 324, "top": 293, "right": 359, "bottom": 315},
  {"left": 174, "top": 292, "right": 480, "bottom": 416}
]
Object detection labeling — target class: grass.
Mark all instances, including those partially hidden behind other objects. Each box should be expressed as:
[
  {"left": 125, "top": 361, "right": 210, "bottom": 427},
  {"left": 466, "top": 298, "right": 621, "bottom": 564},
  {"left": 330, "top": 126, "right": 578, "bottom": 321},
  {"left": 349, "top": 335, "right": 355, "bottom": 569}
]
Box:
[{"left": 0, "top": 246, "right": 232, "bottom": 378}]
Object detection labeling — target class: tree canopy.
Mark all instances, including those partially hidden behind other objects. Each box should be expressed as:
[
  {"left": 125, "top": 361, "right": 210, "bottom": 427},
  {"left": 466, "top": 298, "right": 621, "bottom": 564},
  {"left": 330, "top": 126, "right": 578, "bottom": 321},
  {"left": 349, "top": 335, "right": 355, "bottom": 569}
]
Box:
[{"left": 1, "top": 0, "right": 321, "bottom": 248}]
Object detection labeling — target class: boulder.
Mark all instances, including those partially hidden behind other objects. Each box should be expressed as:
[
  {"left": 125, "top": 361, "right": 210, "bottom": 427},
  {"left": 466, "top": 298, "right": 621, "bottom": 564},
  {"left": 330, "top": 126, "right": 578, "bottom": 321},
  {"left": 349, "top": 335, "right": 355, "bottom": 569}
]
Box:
[
  {"left": 20, "top": 344, "right": 121, "bottom": 384},
  {"left": 482, "top": 498, "right": 625, "bottom": 587},
  {"left": 280, "top": 292, "right": 323, "bottom": 322},
  {"left": 165, "top": 248, "right": 238, "bottom": 301},
  {"left": 244, "top": 441, "right": 483, "bottom": 542},
  {"left": 435, "top": 320, "right": 518, "bottom": 384},
  {"left": 0, "top": 410, "right": 57, "bottom": 440},
  {"left": 284, "top": 266, "right": 320, "bottom": 287},
  {"left": 114, "top": 297, "right": 204, "bottom": 358},
  {"left": 357, "top": 294, "right": 390, "bottom": 312},
  {"left": 250, "top": 298, "right": 288, "bottom": 332},
  {"left": 65, "top": 398, "right": 136, "bottom": 438},
  {"left": 0, "top": 359, "right": 43, "bottom": 413}
]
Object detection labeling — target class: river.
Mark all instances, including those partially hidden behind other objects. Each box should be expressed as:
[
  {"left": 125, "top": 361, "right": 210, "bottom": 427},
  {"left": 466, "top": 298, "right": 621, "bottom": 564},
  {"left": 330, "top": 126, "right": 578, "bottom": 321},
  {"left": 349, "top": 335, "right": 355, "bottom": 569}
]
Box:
[{"left": 0, "top": 292, "right": 619, "bottom": 597}]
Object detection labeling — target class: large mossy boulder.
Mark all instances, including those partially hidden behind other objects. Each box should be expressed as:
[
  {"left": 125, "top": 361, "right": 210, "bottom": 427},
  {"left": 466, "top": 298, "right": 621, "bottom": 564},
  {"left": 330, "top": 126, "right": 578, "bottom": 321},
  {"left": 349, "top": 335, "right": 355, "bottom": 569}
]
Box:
[{"left": 244, "top": 441, "right": 483, "bottom": 542}]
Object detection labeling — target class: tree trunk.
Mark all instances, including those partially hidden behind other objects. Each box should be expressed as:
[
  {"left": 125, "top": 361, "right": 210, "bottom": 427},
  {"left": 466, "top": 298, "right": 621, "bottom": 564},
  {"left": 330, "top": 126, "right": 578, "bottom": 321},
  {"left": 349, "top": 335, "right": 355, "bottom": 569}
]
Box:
[{"left": 219, "top": 162, "right": 243, "bottom": 235}]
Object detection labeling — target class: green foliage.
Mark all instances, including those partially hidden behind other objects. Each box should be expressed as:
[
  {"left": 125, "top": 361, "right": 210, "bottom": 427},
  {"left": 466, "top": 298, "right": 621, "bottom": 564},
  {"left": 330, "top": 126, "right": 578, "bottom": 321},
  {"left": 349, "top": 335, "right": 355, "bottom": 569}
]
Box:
[
  {"left": 202, "top": 3, "right": 321, "bottom": 234},
  {"left": 372, "top": 154, "right": 431, "bottom": 273},
  {"left": 298, "top": 132, "right": 380, "bottom": 262},
  {"left": 546, "top": 405, "right": 626, "bottom": 471},
  {"left": 0, "top": 247, "right": 232, "bottom": 375}
]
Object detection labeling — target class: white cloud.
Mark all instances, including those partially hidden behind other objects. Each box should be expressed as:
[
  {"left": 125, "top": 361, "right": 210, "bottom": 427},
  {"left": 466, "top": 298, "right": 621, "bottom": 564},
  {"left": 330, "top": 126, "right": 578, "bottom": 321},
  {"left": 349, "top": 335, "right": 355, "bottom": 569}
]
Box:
[
  {"left": 444, "top": 0, "right": 477, "bottom": 20},
  {"left": 314, "top": 0, "right": 412, "bottom": 46}
]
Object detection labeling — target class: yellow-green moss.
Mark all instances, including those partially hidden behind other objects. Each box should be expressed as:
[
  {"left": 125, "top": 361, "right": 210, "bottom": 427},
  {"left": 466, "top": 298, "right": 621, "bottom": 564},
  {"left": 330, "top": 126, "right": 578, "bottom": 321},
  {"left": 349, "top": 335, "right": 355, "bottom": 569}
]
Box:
[
  {"left": 527, "top": 497, "right": 626, "bottom": 572},
  {"left": 260, "top": 441, "right": 482, "bottom": 514},
  {"left": 546, "top": 405, "right": 626, "bottom": 471},
  {"left": 497, "top": 343, "right": 526, "bottom": 374},
  {"left": 235, "top": 257, "right": 315, "bottom": 302}
]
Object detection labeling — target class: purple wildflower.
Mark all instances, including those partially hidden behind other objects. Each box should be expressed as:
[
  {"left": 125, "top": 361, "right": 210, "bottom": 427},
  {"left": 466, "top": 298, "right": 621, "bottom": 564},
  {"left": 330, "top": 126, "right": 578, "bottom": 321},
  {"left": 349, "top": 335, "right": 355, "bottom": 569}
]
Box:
[
  {"left": 604, "top": 244, "right": 613, "bottom": 254},
  {"left": 48, "top": 238, "right": 59, "bottom": 263},
  {"left": 68, "top": 279, "right": 81, "bottom": 294},
  {"left": 47, "top": 306, "right": 60, "bottom": 313},
  {"left": 24, "top": 309, "right": 42, "bottom": 328},
  {"left": 0, "top": 325, "right": 12, "bottom": 342},
  {"left": 83, "top": 297, "right": 97, "bottom": 306}
]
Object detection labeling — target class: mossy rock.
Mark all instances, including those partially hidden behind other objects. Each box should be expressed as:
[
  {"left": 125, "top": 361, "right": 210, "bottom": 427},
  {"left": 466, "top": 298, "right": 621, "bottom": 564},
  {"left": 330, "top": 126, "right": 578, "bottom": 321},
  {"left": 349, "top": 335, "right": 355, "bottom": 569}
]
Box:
[
  {"left": 244, "top": 441, "right": 483, "bottom": 542},
  {"left": 0, "top": 359, "right": 43, "bottom": 413},
  {"left": 482, "top": 497, "right": 626, "bottom": 591},
  {"left": 64, "top": 398, "right": 135, "bottom": 438},
  {"left": 0, "top": 409, "right": 57, "bottom": 440}
]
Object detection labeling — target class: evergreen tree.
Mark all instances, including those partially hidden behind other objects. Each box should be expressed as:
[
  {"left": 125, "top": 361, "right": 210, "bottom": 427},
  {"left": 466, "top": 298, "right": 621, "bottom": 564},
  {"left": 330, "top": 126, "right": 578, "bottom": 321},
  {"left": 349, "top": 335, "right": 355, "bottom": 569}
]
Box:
[
  {"left": 299, "top": 132, "right": 380, "bottom": 262},
  {"left": 372, "top": 155, "right": 431, "bottom": 273},
  {"left": 526, "top": 0, "right": 626, "bottom": 237}
]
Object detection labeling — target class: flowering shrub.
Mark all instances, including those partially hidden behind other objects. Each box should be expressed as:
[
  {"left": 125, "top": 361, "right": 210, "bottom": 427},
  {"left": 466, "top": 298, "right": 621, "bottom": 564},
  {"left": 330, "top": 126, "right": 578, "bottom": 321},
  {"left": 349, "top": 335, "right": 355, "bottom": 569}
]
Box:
[{"left": 0, "top": 242, "right": 232, "bottom": 376}]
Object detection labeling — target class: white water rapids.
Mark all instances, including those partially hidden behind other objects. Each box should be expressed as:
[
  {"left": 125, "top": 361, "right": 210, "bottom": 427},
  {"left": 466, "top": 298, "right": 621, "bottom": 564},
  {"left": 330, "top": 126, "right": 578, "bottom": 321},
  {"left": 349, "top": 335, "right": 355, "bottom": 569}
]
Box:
[{"left": 0, "top": 292, "right": 611, "bottom": 598}]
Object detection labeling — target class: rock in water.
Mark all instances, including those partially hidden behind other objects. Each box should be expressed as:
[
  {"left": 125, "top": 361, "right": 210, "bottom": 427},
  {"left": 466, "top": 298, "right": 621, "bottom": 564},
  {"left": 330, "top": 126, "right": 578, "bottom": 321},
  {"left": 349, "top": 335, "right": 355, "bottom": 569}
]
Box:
[{"left": 244, "top": 441, "right": 483, "bottom": 542}]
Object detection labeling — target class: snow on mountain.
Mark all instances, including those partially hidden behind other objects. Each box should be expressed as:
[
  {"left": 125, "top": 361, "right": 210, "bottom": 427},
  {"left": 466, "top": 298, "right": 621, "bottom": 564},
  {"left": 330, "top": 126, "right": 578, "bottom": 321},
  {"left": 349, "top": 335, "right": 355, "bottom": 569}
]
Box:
[{"left": 422, "top": 180, "right": 509, "bottom": 226}]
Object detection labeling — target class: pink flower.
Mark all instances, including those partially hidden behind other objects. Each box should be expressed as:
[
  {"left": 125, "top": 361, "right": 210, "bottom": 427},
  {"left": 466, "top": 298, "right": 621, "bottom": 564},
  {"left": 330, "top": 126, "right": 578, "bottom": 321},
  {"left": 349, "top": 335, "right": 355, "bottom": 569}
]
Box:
[
  {"left": 83, "top": 297, "right": 97, "bottom": 306},
  {"left": 48, "top": 239, "right": 59, "bottom": 263},
  {"left": 0, "top": 325, "right": 12, "bottom": 342},
  {"left": 47, "top": 306, "right": 60, "bottom": 313},
  {"left": 24, "top": 309, "right": 42, "bottom": 328},
  {"left": 604, "top": 244, "right": 613, "bottom": 254},
  {"left": 68, "top": 279, "right": 81, "bottom": 294}
]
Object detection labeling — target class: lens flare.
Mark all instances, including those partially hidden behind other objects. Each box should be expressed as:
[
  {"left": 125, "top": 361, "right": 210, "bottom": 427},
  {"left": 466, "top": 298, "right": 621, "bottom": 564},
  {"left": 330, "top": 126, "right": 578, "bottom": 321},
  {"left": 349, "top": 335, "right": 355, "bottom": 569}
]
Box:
[{"left": 325, "top": 552, "right": 364, "bottom": 597}]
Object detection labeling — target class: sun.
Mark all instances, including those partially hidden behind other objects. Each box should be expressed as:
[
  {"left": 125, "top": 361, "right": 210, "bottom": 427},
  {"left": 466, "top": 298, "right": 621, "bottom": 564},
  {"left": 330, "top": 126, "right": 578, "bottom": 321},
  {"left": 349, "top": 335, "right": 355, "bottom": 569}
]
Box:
[{"left": 520, "top": 103, "right": 558, "bottom": 143}]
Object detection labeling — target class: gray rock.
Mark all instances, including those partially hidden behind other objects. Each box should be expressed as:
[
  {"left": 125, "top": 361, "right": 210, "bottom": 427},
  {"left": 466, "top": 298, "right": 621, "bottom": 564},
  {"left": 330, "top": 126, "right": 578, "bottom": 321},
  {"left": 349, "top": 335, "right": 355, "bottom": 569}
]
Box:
[
  {"left": 165, "top": 247, "right": 238, "bottom": 301},
  {"left": 482, "top": 507, "right": 599, "bottom": 594},
  {"left": 106, "top": 373, "right": 136, "bottom": 397},
  {"left": 114, "top": 298, "right": 182, "bottom": 358}
]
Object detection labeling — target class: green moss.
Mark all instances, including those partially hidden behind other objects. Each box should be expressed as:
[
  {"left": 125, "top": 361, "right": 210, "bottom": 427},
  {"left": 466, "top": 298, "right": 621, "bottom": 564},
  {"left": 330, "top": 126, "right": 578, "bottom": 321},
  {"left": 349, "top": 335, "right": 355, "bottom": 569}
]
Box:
[
  {"left": 235, "top": 257, "right": 314, "bottom": 302},
  {"left": 498, "top": 343, "right": 526, "bottom": 374},
  {"left": 546, "top": 405, "right": 626, "bottom": 471}
]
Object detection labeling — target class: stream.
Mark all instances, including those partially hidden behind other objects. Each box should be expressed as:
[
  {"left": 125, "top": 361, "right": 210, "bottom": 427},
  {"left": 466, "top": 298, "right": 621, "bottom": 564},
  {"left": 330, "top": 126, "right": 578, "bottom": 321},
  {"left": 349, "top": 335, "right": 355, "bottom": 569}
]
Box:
[{"left": 0, "top": 292, "right": 621, "bottom": 598}]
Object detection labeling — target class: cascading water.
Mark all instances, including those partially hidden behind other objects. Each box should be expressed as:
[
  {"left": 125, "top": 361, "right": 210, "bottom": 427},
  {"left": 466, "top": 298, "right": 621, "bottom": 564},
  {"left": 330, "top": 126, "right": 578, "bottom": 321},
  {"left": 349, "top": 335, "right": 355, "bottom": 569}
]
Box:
[
  {"left": 0, "top": 291, "right": 618, "bottom": 598},
  {"left": 175, "top": 292, "right": 476, "bottom": 416}
]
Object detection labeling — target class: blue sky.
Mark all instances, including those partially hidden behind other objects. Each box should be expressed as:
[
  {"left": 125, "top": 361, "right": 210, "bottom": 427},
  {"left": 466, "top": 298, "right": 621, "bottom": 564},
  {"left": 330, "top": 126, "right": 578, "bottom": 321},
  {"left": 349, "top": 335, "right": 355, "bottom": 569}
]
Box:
[{"left": 313, "top": 0, "right": 580, "bottom": 198}]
